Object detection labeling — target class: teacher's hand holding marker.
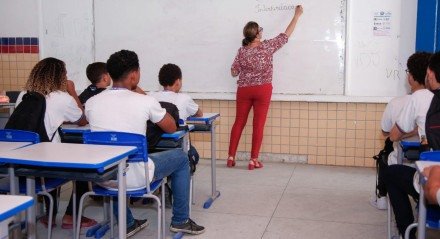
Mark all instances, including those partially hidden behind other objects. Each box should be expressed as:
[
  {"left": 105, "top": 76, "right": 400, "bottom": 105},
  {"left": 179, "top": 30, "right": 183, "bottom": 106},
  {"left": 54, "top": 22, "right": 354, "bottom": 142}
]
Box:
[{"left": 227, "top": 5, "right": 303, "bottom": 170}]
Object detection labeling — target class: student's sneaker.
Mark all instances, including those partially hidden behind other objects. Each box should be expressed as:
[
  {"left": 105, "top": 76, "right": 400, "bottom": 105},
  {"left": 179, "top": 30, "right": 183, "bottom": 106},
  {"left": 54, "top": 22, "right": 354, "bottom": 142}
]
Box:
[
  {"left": 170, "top": 218, "right": 205, "bottom": 235},
  {"left": 369, "top": 195, "right": 387, "bottom": 210},
  {"left": 127, "top": 219, "right": 149, "bottom": 238}
]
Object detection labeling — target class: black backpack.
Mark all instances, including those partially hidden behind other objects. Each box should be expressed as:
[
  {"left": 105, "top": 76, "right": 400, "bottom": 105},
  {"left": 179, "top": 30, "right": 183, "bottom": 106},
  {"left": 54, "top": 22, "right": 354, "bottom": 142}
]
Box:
[
  {"left": 372, "top": 137, "right": 394, "bottom": 197},
  {"left": 5, "top": 92, "right": 51, "bottom": 142},
  {"left": 146, "top": 101, "right": 180, "bottom": 151}
]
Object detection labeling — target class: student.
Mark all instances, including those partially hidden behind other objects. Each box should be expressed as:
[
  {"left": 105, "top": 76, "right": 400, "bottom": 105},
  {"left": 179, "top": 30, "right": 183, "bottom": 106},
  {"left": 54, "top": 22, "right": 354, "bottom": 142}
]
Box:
[
  {"left": 386, "top": 52, "right": 436, "bottom": 239},
  {"left": 14, "top": 57, "right": 96, "bottom": 229},
  {"left": 78, "top": 62, "right": 111, "bottom": 105},
  {"left": 85, "top": 50, "right": 205, "bottom": 237},
  {"left": 371, "top": 53, "right": 426, "bottom": 210},
  {"left": 149, "top": 63, "right": 202, "bottom": 120}
]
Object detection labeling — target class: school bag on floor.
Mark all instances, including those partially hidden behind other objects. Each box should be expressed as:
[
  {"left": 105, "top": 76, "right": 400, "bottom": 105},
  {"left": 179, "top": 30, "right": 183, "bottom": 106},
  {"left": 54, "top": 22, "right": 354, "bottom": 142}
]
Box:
[{"left": 4, "top": 91, "right": 54, "bottom": 142}]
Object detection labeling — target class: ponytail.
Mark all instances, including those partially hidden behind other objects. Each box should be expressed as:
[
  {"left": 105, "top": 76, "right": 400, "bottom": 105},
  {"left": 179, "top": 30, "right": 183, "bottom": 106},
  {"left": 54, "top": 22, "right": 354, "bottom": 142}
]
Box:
[{"left": 242, "top": 37, "right": 254, "bottom": 46}]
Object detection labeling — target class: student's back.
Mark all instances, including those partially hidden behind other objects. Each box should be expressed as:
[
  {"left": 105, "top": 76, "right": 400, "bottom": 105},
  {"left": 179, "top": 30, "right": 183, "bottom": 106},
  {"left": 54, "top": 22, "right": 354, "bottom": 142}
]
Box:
[
  {"left": 86, "top": 88, "right": 165, "bottom": 135},
  {"left": 149, "top": 91, "right": 198, "bottom": 120},
  {"left": 15, "top": 91, "right": 83, "bottom": 142}
]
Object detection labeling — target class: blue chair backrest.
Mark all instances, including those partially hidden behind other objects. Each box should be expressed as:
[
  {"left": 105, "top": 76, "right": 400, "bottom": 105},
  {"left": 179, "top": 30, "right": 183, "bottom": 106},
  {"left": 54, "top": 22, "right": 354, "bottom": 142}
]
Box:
[
  {"left": 83, "top": 131, "right": 147, "bottom": 163},
  {"left": 0, "top": 129, "right": 40, "bottom": 144},
  {"left": 419, "top": 151, "right": 440, "bottom": 162}
]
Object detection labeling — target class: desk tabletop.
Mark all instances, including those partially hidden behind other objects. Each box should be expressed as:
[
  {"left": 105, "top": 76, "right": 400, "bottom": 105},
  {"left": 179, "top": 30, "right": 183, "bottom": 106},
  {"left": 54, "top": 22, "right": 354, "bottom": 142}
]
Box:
[
  {"left": 187, "top": 113, "right": 220, "bottom": 123},
  {"left": 0, "top": 141, "right": 31, "bottom": 152},
  {"left": 161, "top": 130, "right": 186, "bottom": 140},
  {"left": 0, "top": 142, "right": 136, "bottom": 172},
  {"left": 61, "top": 124, "right": 91, "bottom": 133},
  {"left": 0, "top": 195, "right": 33, "bottom": 221}
]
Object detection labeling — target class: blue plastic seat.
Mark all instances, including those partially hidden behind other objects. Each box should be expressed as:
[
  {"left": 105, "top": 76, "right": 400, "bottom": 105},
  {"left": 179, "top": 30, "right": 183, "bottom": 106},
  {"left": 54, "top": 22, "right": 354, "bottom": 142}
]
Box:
[
  {"left": 403, "top": 151, "right": 440, "bottom": 239},
  {"left": 76, "top": 131, "right": 165, "bottom": 239},
  {"left": 0, "top": 129, "right": 68, "bottom": 239}
]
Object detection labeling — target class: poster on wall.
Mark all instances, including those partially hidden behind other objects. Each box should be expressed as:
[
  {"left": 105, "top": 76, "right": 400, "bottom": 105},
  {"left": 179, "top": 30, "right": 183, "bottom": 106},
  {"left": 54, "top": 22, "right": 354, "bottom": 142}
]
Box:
[{"left": 373, "top": 11, "right": 392, "bottom": 36}]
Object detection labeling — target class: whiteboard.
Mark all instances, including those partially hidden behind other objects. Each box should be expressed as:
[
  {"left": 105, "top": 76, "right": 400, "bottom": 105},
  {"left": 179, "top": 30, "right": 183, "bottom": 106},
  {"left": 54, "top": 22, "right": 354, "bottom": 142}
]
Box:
[
  {"left": 40, "top": 0, "right": 94, "bottom": 90},
  {"left": 94, "top": 0, "right": 346, "bottom": 95},
  {"left": 345, "top": 0, "right": 418, "bottom": 97}
]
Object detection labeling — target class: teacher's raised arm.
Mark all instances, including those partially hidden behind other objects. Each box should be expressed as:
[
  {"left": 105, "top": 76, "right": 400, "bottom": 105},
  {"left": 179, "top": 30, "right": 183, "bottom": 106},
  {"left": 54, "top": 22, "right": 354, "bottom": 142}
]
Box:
[{"left": 285, "top": 5, "right": 303, "bottom": 37}]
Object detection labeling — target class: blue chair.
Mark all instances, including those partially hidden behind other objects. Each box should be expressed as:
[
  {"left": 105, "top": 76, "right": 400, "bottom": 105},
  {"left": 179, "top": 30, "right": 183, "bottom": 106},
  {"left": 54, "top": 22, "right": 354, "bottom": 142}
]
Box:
[
  {"left": 76, "top": 131, "right": 165, "bottom": 239},
  {"left": 0, "top": 129, "right": 68, "bottom": 239},
  {"left": 0, "top": 129, "right": 39, "bottom": 144},
  {"left": 404, "top": 151, "right": 440, "bottom": 239}
]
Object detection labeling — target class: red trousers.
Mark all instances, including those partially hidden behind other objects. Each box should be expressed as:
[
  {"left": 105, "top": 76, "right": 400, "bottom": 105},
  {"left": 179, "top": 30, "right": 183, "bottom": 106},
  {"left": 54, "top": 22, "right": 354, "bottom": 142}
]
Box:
[{"left": 229, "top": 84, "right": 272, "bottom": 159}]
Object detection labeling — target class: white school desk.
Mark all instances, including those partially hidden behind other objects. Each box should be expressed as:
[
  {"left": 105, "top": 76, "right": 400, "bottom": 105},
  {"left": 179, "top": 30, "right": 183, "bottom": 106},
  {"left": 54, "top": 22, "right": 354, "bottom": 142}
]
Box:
[
  {"left": 0, "top": 142, "right": 137, "bottom": 239},
  {"left": 0, "top": 142, "right": 31, "bottom": 152},
  {"left": 415, "top": 161, "right": 440, "bottom": 239},
  {"left": 0, "top": 195, "right": 33, "bottom": 239},
  {"left": 187, "top": 113, "right": 220, "bottom": 208}
]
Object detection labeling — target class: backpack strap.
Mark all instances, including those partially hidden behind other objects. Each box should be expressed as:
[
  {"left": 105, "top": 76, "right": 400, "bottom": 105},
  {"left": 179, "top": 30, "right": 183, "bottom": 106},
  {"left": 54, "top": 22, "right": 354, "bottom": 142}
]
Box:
[{"left": 50, "top": 125, "right": 62, "bottom": 142}]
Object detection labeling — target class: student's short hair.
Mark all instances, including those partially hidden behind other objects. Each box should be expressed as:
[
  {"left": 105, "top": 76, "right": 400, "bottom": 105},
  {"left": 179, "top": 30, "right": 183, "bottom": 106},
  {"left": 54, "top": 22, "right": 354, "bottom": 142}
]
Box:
[
  {"left": 86, "top": 62, "right": 107, "bottom": 85},
  {"left": 106, "top": 50, "right": 139, "bottom": 82},
  {"left": 158, "top": 63, "right": 182, "bottom": 87},
  {"left": 428, "top": 52, "right": 440, "bottom": 83},
  {"left": 407, "top": 52, "right": 432, "bottom": 85}
]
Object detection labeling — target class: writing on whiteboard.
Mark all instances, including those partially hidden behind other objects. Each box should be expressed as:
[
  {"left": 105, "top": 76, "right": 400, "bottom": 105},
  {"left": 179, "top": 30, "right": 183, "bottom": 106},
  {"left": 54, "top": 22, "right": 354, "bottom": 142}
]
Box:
[
  {"left": 255, "top": 0, "right": 295, "bottom": 13},
  {"left": 355, "top": 52, "right": 380, "bottom": 67},
  {"left": 386, "top": 68, "right": 401, "bottom": 81}
]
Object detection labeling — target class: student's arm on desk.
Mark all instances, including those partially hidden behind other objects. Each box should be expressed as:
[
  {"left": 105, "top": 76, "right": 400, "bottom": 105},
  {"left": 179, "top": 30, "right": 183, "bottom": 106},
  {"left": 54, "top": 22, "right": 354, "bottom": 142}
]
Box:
[
  {"left": 389, "top": 125, "right": 416, "bottom": 142},
  {"left": 194, "top": 108, "right": 203, "bottom": 117},
  {"left": 157, "top": 113, "right": 177, "bottom": 133},
  {"left": 423, "top": 166, "right": 440, "bottom": 205}
]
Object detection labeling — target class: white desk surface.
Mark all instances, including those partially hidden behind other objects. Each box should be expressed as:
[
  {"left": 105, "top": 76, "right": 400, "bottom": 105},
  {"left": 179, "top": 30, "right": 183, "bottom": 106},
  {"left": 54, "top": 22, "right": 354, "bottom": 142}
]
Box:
[
  {"left": 0, "top": 195, "right": 33, "bottom": 221},
  {"left": 0, "top": 142, "right": 136, "bottom": 172},
  {"left": 0, "top": 142, "right": 31, "bottom": 152}
]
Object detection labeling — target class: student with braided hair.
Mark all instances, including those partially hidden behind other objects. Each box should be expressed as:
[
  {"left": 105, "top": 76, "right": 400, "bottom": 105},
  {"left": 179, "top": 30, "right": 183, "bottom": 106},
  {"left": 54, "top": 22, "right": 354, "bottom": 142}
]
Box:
[{"left": 15, "top": 57, "right": 97, "bottom": 229}]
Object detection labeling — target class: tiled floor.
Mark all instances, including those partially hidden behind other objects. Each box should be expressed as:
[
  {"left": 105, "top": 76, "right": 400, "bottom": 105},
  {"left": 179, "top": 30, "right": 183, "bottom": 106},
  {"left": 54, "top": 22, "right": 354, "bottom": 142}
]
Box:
[{"left": 36, "top": 160, "right": 440, "bottom": 239}]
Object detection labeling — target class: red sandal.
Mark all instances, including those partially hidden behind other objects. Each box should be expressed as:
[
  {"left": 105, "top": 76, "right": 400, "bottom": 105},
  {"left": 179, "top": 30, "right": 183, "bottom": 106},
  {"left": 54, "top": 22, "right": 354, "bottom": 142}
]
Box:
[
  {"left": 248, "top": 159, "right": 263, "bottom": 170},
  {"left": 226, "top": 157, "right": 236, "bottom": 167}
]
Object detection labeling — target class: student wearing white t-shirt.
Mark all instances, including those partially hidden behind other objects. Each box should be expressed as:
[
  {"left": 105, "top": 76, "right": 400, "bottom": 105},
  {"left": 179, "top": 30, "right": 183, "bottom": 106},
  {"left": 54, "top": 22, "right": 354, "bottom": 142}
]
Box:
[
  {"left": 149, "top": 63, "right": 202, "bottom": 120},
  {"left": 85, "top": 50, "right": 205, "bottom": 236},
  {"left": 370, "top": 95, "right": 416, "bottom": 210},
  {"left": 14, "top": 58, "right": 97, "bottom": 229},
  {"left": 385, "top": 52, "right": 433, "bottom": 239}
]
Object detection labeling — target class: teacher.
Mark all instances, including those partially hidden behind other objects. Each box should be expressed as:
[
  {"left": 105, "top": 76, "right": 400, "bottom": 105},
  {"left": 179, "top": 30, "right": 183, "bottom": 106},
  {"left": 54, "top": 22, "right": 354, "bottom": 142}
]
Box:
[{"left": 227, "top": 5, "right": 303, "bottom": 170}]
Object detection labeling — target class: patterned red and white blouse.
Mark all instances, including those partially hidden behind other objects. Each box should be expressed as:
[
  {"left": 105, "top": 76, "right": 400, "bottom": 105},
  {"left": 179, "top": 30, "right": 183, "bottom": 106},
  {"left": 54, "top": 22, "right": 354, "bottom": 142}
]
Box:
[{"left": 231, "top": 33, "right": 288, "bottom": 88}]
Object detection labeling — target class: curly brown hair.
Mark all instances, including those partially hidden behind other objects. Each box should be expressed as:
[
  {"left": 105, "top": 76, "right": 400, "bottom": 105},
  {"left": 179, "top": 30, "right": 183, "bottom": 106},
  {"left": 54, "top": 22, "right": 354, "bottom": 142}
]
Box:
[{"left": 25, "top": 57, "right": 67, "bottom": 95}]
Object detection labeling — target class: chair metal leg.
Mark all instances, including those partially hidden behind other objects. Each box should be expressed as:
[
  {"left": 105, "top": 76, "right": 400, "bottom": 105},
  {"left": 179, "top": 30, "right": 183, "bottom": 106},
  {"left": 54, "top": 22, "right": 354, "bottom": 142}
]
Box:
[
  {"left": 387, "top": 196, "right": 392, "bottom": 239},
  {"left": 110, "top": 197, "right": 114, "bottom": 239},
  {"left": 76, "top": 191, "right": 94, "bottom": 239},
  {"left": 39, "top": 192, "right": 53, "bottom": 239},
  {"left": 161, "top": 183, "right": 166, "bottom": 238},
  {"left": 404, "top": 223, "right": 418, "bottom": 239}
]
